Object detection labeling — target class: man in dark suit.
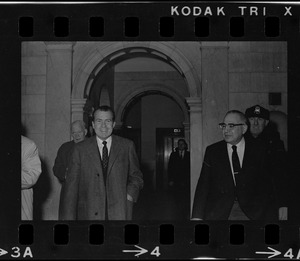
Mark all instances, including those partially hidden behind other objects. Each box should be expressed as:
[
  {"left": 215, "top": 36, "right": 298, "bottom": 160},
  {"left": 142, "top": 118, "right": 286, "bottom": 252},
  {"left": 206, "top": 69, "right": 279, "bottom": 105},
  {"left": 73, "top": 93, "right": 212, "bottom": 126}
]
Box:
[
  {"left": 59, "top": 106, "right": 143, "bottom": 220},
  {"left": 168, "top": 139, "right": 190, "bottom": 219},
  {"left": 53, "top": 120, "right": 87, "bottom": 183},
  {"left": 245, "top": 105, "right": 288, "bottom": 220},
  {"left": 168, "top": 139, "right": 190, "bottom": 190},
  {"left": 192, "top": 110, "right": 276, "bottom": 220}
]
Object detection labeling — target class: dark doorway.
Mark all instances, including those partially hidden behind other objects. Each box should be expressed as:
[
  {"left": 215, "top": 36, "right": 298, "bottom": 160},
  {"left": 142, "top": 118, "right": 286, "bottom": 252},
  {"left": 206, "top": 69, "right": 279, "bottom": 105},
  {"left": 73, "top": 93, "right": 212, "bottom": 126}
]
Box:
[
  {"left": 133, "top": 127, "right": 191, "bottom": 220},
  {"left": 118, "top": 93, "right": 189, "bottom": 220},
  {"left": 114, "top": 128, "right": 141, "bottom": 160},
  {"left": 156, "top": 128, "right": 184, "bottom": 191}
]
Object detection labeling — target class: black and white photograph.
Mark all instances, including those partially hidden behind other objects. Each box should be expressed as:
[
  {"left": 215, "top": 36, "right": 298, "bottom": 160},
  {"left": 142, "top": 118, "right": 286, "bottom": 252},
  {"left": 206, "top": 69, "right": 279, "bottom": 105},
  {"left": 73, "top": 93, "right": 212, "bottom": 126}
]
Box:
[
  {"left": 1, "top": 1, "right": 300, "bottom": 260},
  {"left": 21, "top": 41, "right": 289, "bottom": 221}
]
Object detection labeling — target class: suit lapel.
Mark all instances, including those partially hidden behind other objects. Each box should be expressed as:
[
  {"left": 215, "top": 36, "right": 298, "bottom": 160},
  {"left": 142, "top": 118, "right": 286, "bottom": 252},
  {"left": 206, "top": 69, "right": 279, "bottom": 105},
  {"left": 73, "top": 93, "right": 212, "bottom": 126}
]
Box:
[
  {"left": 241, "top": 140, "right": 253, "bottom": 172},
  {"left": 219, "top": 141, "right": 235, "bottom": 184},
  {"left": 107, "top": 135, "right": 121, "bottom": 176},
  {"left": 87, "top": 136, "right": 103, "bottom": 174}
]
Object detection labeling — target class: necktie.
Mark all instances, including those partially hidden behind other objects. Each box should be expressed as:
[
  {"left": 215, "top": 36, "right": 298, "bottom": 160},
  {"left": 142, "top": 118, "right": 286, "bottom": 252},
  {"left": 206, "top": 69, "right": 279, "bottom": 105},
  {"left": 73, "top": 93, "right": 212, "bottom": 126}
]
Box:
[
  {"left": 232, "top": 145, "right": 241, "bottom": 201},
  {"left": 102, "top": 141, "right": 109, "bottom": 220},
  {"left": 102, "top": 141, "right": 109, "bottom": 177},
  {"left": 232, "top": 145, "right": 241, "bottom": 175}
]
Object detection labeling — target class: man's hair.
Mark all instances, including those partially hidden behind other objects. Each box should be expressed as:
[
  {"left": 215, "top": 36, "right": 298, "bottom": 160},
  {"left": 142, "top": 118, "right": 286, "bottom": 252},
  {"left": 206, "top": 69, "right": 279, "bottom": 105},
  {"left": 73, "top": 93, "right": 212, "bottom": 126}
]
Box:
[
  {"left": 178, "top": 138, "right": 187, "bottom": 146},
  {"left": 93, "top": 105, "right": 116, "bottom": 122},
  {"left": 225, "top": 110, "right": 247, "bottom": 124},
  {"left": 71, "top": 120, "right": 86, "bottom": 130},
  {"left": 177, "top": 138, "right": 188, "bottom": 150}
]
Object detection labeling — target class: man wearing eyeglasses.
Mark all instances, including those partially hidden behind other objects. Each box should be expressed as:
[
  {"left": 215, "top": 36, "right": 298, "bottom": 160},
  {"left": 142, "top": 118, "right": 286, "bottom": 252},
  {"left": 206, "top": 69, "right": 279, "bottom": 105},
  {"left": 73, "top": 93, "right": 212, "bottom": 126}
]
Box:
[{"left": 192, "top": 110, "right": 276, "bottom": 220}]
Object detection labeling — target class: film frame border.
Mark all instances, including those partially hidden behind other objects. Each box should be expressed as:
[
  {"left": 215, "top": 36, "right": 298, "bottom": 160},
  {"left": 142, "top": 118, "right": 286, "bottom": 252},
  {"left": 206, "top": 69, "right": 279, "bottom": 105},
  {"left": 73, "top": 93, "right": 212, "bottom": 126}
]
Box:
[{"left": 1, "top": 1, "right": 300, "bottom": 259}]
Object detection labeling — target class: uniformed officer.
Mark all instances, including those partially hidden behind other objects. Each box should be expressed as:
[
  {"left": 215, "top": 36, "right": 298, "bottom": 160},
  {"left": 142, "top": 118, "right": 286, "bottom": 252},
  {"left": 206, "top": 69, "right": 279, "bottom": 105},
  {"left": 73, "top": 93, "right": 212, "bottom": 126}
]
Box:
[{"left": 245, "top": 105, "right": 288, "bottom": 220}]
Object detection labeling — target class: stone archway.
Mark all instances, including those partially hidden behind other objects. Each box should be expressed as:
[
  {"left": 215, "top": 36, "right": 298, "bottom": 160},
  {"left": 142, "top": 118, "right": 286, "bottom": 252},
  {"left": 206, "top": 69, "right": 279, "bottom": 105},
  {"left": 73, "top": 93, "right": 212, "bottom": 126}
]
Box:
[
  {"left": 71, "top": 42, "right": 202, "bottom": 149},
  {"left": 71, "top": 42, "right": 203, "bottom": 218},
  {"left": 114, "top": 84, "right": 190, "bottom": 142},
  {"left": 72, "top": 42, "right": 200, "bottom": 100}
]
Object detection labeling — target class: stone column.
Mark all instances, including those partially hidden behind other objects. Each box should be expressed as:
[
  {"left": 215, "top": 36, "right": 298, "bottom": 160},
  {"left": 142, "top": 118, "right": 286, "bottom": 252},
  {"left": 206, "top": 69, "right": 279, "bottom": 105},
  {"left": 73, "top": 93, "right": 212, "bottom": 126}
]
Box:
[
  {"left": 44, "top": 42, "right": 75, "bottom": 220},
  {"left": 186, "top": 97, "right": 202, "bottom": 218},
  {"left": 182, "top": 121, "right": 190, "bottom": 145},
  {"left": 71, "top": 98, "right": 87, "bottom": 122},
  {"left": 200, "top": 42, "right": 229, "bottom": 149}
]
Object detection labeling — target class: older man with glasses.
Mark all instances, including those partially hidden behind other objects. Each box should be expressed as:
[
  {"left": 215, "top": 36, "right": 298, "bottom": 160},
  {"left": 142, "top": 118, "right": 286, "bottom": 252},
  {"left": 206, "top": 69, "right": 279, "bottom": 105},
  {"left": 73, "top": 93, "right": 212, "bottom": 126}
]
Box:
[{"left": 192, "top": 110, "right": 276, "bottom": 220}]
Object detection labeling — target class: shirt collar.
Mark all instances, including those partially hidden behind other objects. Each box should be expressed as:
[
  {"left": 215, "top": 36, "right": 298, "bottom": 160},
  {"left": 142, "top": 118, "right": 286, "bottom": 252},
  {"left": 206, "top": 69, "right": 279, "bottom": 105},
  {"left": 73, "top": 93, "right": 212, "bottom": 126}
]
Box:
[
  {"left": 96, "top": 135, "right": 112, "bottom": 148},
  {"left": 227, "top": 137, "right": 245, "bottom": 150}
]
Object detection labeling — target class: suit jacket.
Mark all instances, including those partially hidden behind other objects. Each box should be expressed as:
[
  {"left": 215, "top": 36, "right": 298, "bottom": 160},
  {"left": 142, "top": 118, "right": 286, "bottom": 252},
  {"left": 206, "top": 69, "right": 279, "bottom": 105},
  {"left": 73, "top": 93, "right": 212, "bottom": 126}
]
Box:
[
  {"left": 53, "top": 141, "right": 75, "bottom": 182},
  {"left": 192, "top": 140, "right": 276, "bottom": 220},
  {"left": 168, "top": 149, "right": 190, "bottom": 191},
  {"left": 245, "top": 130, "right": 288, "bottom": 208},
  {"left": 59, "top": 135, "right": 143, "bottom": 220}
]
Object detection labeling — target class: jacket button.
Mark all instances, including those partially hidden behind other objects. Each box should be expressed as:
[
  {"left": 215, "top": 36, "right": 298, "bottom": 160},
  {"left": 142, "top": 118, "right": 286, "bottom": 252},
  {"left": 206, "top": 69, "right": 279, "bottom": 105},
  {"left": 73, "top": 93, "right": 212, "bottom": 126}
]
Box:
[
  {"left": 95, "top": 212, "right": 98, "bottom": 216},
  {"left": 97, "top": 173, "right": 99, "bottom": 177}
]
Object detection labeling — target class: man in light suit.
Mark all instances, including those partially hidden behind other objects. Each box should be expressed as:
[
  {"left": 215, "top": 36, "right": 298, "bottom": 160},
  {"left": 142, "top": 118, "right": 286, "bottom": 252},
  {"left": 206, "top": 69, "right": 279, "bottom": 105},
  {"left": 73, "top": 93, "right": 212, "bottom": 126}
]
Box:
[
  {"left": 21, "top": 135, "right": 42, "bottom": 220},
  {"left": 59, "top": 106, "right": 143, "bottom": 220},
  {"left": 192, "top": 110, "right": 276, "bottom": 220}
]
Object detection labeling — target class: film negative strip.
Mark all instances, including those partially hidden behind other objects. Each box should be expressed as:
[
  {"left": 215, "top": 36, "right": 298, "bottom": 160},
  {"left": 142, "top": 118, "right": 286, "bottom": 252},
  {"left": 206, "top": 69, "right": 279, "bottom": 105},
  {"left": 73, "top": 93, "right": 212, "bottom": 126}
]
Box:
[{"left": 1, "top": 1, "right": 300, "bottom": 259}]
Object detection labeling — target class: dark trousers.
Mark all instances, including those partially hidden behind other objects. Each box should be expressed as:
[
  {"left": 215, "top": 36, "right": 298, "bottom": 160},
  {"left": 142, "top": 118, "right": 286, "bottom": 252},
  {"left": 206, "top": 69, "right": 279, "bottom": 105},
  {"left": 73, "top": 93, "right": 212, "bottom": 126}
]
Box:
[{"left": 228, "top": 200, "right": 250, "bottom": 220}]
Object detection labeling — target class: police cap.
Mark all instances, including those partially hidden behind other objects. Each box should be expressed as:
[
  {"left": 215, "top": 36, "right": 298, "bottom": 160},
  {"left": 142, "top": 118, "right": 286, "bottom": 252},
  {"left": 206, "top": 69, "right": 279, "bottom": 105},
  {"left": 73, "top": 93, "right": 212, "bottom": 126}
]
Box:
[{"left": 245, "top": 105, "right": 270, "bottom": 120}]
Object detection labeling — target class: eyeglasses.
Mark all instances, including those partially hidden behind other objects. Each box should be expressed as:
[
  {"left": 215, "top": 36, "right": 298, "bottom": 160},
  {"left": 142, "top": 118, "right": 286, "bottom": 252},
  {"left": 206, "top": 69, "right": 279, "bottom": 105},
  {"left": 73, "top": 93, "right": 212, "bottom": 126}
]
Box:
[{"left": 219, "top": 123, "right": 245, "bottom": 130}]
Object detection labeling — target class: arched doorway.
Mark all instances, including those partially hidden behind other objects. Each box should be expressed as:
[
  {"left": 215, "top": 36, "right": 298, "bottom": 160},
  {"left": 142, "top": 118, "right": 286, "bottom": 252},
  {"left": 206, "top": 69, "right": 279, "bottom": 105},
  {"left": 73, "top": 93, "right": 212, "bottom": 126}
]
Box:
[
  {"left": 72, "top": 44, "right": 203, "bottom": 212},
  {"left": 116, "top": 91, "right": 189, "bottom": 220},
  {"left": 84, "top": 53, "right": 190, "bottom": 219},
  {"left": 72, "top": 42, "right": 203, "bottom": 220},
  {"left": 83, "top": 50, "right": 190, "bottom": 136}
]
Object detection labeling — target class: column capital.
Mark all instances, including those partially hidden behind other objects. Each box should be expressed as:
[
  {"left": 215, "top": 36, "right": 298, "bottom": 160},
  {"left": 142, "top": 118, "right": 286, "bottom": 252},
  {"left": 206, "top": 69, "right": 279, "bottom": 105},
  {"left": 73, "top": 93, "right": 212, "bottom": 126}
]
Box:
[
  {"left": 71, "top": 98, "right": 87, "bottom": 123},
  {"left": 72, "top": 98, "right": 86, "bottom": 112},
  {"left": 45, "top": 42, "right": 76, "bottom": 53},
  {"left": 71, "top": 98, "right": 87, "bottom": 105},
  {"left": 186, "top": 97, "right": 202, "bottom": 112},
  {"left": 182, "top": 121, "right": 190, "bottom": 128}
]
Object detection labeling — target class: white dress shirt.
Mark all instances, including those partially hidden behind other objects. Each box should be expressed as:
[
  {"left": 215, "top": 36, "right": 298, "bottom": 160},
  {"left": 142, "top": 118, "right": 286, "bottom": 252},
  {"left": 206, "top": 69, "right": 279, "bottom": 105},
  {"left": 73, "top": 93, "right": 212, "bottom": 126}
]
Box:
[
  {"left": 179, "top": 150, "right": 185, "bottom": 158},
  {"left": 96, "top": 136, "right": 112, "bottom": 159},
  {"left": 227, "top": 137, "right": 245, "bottom": 185}
]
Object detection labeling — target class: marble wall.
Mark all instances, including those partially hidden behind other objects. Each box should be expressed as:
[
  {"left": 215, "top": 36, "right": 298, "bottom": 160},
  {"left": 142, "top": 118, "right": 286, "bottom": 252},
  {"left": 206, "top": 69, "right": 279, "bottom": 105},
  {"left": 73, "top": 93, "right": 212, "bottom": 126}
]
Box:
[
  {"left": 199, "top": 41, "right": 287, "bottom": 152},
  {"left": 21, "top": 42, "right": 47, "bottom": 158},
  {"left": 22, "top": 42, "right": 74, "bottom": 220},
  {"left": 228, "top": 42, "right": 287, "bottom": 114}
]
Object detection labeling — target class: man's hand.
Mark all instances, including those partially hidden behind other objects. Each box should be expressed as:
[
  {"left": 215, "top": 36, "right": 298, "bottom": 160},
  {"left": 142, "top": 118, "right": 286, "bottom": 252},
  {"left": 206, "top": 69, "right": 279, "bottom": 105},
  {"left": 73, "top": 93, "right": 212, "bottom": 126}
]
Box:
[
  {"left": 126, "top": 194, "right": 134, "bottom": 220},
  {"left": 127, "top": 194, "right": 133, "bottom": 202}
]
